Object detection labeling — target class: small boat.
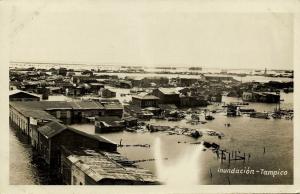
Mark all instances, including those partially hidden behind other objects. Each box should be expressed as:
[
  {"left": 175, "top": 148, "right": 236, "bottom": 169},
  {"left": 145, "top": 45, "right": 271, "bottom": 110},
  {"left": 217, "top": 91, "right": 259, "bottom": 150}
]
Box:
[
  {"left": 205, "top": 115, "right": 215, "bottom": 120},
  {"left": 250, "top": 112, "right": 269, "bottom": 119}
]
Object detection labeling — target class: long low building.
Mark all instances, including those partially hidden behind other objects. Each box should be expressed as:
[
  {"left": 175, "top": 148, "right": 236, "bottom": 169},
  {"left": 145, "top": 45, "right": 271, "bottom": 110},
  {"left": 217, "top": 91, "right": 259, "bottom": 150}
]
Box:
[
  {"left": 36, "top": 121, "right": 117, "bottom": 167},
  {"left": 242, "top": 91, "right": 280, "bottom": 103},
  {"left": 9, "top": 101, "right": 106, "bottom": 140},
  {"left": 61, "top": 146, "right": 158, "bottom": 185}
]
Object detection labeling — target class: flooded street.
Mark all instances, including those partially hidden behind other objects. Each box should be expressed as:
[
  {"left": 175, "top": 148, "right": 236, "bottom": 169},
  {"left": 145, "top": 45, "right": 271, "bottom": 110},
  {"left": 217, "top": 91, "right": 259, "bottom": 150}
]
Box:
[
  {"left": 9, "top": 127, "right": 61, "bottom": 185},
  {"left": 7, "top": 4, "right": 295, "bottom": 191},
  {"left": 9, "top": 127, "right": 40, "bottom": 184},
  {"left": 9, "top": 90, "right": 293, "bottom": 185},
  {"left": 9, "top": 70, "right": 293, "bottom": 185},
  {"left": 69, "top": 93, "right": 293, "bottom": 185},
  {"left": 70, "top": 113, "right": 293, "bottom": 184}
]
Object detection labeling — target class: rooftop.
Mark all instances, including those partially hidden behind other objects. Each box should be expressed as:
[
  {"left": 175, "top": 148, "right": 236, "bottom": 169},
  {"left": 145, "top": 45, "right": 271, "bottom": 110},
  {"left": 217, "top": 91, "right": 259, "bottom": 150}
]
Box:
[
  {"left": 95, "top": 116, "right": 123, "bottom": 127},
  {"left": 9, "top": 89, "right": 40, "bottom": 98},
  {"left": 157, "top": 88, "right": 179, "bottom": 95},
  {"left": 37, "top": 121, "right": 116, "bottom": 145},
  {"left": 10, "top": 101, "right": 104, "bottom": 111},
  {"left": 66, "top": 148, "right": 157, "bottom": 184},
  {"left": 103, "top": 103, "right": 123, "bottom": 110},
  {"left": 37, "top": 121, "right": 67, "bottom": 139},
  {"left": 132, "top": 92, "right": 160, "bottom": 100},
  {"left": 67, "top": 126, "right": 116, "bottom": 145}
]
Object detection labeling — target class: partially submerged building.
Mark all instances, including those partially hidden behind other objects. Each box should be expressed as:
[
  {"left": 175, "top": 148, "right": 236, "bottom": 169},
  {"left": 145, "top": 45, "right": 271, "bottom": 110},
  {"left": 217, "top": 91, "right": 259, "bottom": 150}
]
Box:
[
  {"left": 152, "top": 88, "right": 180, "bottom": 106},
  {"left": 131, "top": 93, "right": 159, "bottom": 108},
  {"left": 9, "top": 101, "right": 105, "bottom": 130},
  {"left": 36, "top": 121, "right": 117, "bottom": 167},
  {"left": 99, "top": 88, "right": 116, "bottom": 98},
  {"left": 60, "top": 147, "right": 158, "bottom": 185},
  {"left": 102, "top": 103, "right": 123, "bottom": 118},
  {"left": 242, "top": 91, "right": 280, "bottom": 103},
  {"left": 95, "top": 116, "right": 125, "bottom": 133}
]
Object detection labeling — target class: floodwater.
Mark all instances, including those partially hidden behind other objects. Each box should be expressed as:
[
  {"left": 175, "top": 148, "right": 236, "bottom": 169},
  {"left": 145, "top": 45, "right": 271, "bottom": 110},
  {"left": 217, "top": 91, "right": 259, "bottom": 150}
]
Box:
[
  {"left": 9, "top": 76, "right": 293, "bottom": 185},
  {"left": 70, "top": 114, "right": 293, "bottom": 185},
  {"left": 9, "top": 127, "right": 40, "bottom": 185},
  {"left": 69, "top": 93, "right": 293, "bottom": 185},
  {"left": 9, "top": 127, "right": 61, "bottom": 185}
]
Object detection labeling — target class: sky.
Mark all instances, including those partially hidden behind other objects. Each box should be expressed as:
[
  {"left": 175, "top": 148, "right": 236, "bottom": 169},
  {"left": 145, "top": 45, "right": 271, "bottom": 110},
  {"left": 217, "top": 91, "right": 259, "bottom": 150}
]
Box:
[{"left": 9, "top": 1, "right": 293, "bottom": 70}]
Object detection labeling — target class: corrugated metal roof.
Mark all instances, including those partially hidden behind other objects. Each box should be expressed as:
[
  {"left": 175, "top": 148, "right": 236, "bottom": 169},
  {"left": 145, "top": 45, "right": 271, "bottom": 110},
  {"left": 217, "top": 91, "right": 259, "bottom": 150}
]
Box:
[
  {"left": 132, "top": 92, "right": 159, "bottom": 100},
  {"left": 9, "top": 101, "right": 104, "bottom": 111},
  {"left": 67, "top": 127, "right": 117, "bottom": 145},
  {"left": 37, "top": 121, "right": 67, "bottom": 139},
  {"left": 67, "top": 151, "right": 157, "bottom": 183},
  {"left": 22, "top": 109, "right": 60, "bottom": 122},
  {"left": 157, "top": 88, "right": 179, "bottom": 95},
  {"left": 69, "top": 101, "right": 104, "bottom": 109},
  {"left": 10, "top": 102, "right": 60, "bottom": 121},
  {"left": 36, "top": 121, "right": 117, "bottom": 145},
  {"left": 103, "top": 103, "right": 123, "bottom": 110}
]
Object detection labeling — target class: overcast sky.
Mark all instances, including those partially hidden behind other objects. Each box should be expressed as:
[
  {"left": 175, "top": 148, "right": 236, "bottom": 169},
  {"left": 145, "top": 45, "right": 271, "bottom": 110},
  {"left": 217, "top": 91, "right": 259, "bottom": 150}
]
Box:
[{"left": 9, "top": 1, "right": 293, "bottom": 69}]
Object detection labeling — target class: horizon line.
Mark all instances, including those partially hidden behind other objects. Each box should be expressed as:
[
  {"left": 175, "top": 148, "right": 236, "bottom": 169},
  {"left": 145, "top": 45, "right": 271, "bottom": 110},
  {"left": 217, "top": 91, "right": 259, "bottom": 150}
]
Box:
[{"left": 9, "top": 60, "right": 293, "bottom": 71}]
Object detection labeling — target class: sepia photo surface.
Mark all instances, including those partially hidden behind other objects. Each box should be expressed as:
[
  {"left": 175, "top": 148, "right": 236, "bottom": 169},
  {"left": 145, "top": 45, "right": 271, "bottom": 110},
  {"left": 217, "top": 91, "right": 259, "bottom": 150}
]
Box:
[{"left": 2, "top": 0, "right": 300, "bottom": 193}]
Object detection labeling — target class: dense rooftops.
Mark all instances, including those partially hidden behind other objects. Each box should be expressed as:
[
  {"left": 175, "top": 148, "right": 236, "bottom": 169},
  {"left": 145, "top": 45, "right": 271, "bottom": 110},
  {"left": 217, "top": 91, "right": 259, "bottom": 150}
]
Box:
[{"left": 9, "top": 101, "right": 104, "bottom": 111}]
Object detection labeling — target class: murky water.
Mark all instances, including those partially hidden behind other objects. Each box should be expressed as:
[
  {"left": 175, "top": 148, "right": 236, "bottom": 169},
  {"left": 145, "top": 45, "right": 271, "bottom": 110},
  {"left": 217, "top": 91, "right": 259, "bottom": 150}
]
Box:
[
  {"left": 154, "top": 138, "right": 204, "bottom": 185},
  {"left": 9, "top": 128, "right": 40, "bottom": 185},
  {"left": 9, "top": 127, "right": 62, "bottom": 185},
  {"left": 9, "top": 92, "right": 293, "bottom": 185},
  {"left": 9, "top": 75, "right": 293, "bottom": 185},
  {"left": 68, "top": 112, "right": 293, "bottom": 185},
  {"left": 69, "top": 92, "right": 293, "bottom": 185}
]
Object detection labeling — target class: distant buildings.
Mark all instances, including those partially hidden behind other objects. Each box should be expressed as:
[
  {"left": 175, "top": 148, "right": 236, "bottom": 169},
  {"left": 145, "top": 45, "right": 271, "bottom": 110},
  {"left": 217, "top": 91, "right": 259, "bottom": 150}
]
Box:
[
  {"left": 179, "top": 95, "right": 208, "bottom": 107},
  {"left": 127, "top": 76, "right": 169, "bottom": 88},
  {"left": 131, "top": 93, "right": 160, "bottom": 108},
  {"left": 152, "top": 88, "right": 180, "bottom": 106},
  {"left": 242, "top": 91, "right": 280, "bottom": 103},
  {"left": 250, "top": 112, "right": 269, "bottom": 119},
  {"left": 226, "top": 104, "right": 240, "bottom": 117},
  {"left": 102, "top": 103, "right": 124, "bottom": 118},
  {"left": 204, "top": 75, "right": 237, "bottom": 83},
  {"left": 58, "top": 67, "right": 68, "bottom": 76},
  {"left": 208, "top": 92, "right": 222, "bottom": 103},
  {"left": 116, "top": 80, "right": 132, "bottom": 88},
  {"left": 95, "top": 116, "right": 125, "bottom": 133},
  {"left": 99, "top": 88, "right": 116, "bottom": 98}
]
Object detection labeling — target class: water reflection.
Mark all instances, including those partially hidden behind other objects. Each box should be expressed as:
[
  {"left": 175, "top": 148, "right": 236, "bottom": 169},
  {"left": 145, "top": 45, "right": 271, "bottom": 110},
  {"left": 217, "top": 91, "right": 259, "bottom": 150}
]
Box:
[
  {"left": 9, "top": 127, "right": 62, "bottom": 185},
  {"left": 154, "top": 138, "right": 203, "bottom": 185}
]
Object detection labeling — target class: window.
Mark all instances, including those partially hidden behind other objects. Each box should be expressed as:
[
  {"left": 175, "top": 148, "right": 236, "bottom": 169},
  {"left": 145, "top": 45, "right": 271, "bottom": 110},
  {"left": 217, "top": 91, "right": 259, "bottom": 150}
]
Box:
[
  {"left": 73, "top": 176, "right": 77, "bottom": 185},
  {"left": 56, "top": 111, "right": 61, "bottom": 118}
]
